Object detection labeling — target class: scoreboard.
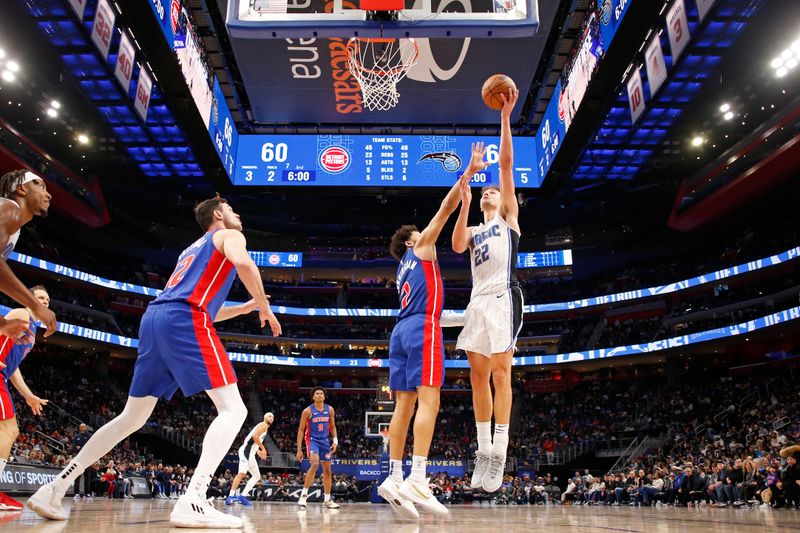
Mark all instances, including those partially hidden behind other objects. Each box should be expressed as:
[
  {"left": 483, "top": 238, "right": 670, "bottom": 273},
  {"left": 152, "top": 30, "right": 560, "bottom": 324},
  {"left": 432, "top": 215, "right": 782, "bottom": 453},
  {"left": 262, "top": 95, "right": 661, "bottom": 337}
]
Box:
[
  {"left": 233, "top": 134, "right": 541, "bottom": 188},
  {"left": 249, "top": 251, "right": 303, "bottom": 268},
  {"left": 516, "top": 250, "right": 572, "bottom": 269}
]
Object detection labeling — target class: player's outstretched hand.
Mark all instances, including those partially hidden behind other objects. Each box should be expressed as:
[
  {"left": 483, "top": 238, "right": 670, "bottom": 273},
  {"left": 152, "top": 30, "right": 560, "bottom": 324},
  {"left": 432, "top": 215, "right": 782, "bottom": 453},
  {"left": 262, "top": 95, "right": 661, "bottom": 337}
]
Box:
[
  {"left": 499, "top": 86, "right": 519, "bottom": 120},
  {"left": 0, "top": 317, "right": 33, "bottom": 344},
  {"left": 465, "top": 141, "right": 490, "bottom": 176},
  {"left": 296, "top": 450, "right": 304, "bottom": 463},
  {"left": 260, "top": 307, "right": 282, "bottom": 337},
  {"left": 460, "top": 171, "right": 472, "bottom": 207},
  {"left": 27, "top": 395, "right": 48, "bottom": 416}
]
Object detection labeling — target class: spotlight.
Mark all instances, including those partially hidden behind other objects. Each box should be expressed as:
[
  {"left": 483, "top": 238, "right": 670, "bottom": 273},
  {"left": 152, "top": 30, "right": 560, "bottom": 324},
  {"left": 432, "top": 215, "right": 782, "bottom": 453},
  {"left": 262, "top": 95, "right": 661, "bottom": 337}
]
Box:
[
  {"left": 771, "top": 57, "right": 783, "bottom": 69},
  {"left": 691, "top": 136, "right": 704, "bottom": 147},
  {"left": 719, "top": 103, "right": 730, "bottom": 113},
  {"left": 793, "top": 40, "right": 800, "bottom": 52},
  {"left": 787, "top": 57, "right": 798, "bottom": 69},
  {"left": 1, "top": 70, "right": 13, "bottom": 82},
  {"left": 776, "top": 67, "right": 788, "bottom": 78},
  {"left": 0, "top": 49, "right": 5, "bottom": 59},
  {"left": 723, "top": 111, "right": 734, "bottom": 120},
  {"left": 6, "top": 61, "right": 19, "bottom": 73},
  {"left": 50, "top": 100, "right": 61, "bottom": 110},
  {"left": 77, "top": 134, "right": 89, "bottom": 144},
  {"left": 46, "top": 107, "right": 57, "bottom": 118},
  {"left": 781, "top": 49, "right": 792, "bottom": 60}
]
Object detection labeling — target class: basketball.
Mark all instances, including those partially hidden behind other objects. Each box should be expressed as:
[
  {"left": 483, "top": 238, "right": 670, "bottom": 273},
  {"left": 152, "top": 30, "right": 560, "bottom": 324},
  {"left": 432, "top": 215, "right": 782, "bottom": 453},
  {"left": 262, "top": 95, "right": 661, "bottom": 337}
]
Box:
[{"left": 482, "top": 74, "right": 517, "bottom": 110}]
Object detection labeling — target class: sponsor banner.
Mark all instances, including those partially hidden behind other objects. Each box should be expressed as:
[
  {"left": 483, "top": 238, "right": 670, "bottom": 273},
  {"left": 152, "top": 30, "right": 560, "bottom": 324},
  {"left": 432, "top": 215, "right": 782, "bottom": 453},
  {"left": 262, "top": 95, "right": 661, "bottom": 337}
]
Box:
[
  {"left": 114, "top": 32, "right": 136, "bottom": 95},
  {"left": 300, "top": 458, "right": 465, "bottom": 480},
  {"left": 0, "top": 464, "right": 74, "bottom": 495},
  {"left": 67, "top": 0, "right": 87, "bottom": 19},
  {"left": 9, "top": 246, "right": 800, "bottom": 315},
  {"left": 134, "top": 69, "right": 153, "bottom": 122},
  {"left": 90, "top": 0, "right": 116, "bottom": 60},
  {"left": 598, "top": 0, "right": 635, "bottom": 49},
  {"left": 644, "top": 34, "right": 668, "bottom": 96},
  {"left": 696, "top": 0, "right": 718, "bottom": 23},
  {"left": 666, "top": 0, "right": 690, "bottom": 63},
  {"left": 626, "top": 67, "right": 645, "bottom": 124}
]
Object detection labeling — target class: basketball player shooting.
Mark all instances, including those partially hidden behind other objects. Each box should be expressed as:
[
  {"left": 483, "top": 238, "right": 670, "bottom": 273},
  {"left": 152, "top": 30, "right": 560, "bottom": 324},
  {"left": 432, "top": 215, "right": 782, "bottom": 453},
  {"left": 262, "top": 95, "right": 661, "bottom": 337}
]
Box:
[
  {"left": 452, "top": 87, "right": 523, "bottom": 494},
  {"left": 377, "top": 144, "right": 489, "bottom": 520},
  {"left": 226, "top": 411, "right": 274, "bottom": 506},
  {"left": 27, "top": 197, "right": 282, "bottom": 529},
  {"left": 296, "top": 386, "right": 340, "bottom": 509},
  {"left": 0, "top": 285, "right": 50, "bottom": 512},
  {"left": 0, "top": 170, "right": 57, "bottom": 339}
]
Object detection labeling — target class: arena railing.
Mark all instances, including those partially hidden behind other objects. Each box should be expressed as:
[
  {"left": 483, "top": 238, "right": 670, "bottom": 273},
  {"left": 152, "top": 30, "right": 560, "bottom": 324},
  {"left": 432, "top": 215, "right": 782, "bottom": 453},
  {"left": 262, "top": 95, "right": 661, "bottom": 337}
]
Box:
[{"left": 8, "top": 244, "right": 800, "bottom": 316}]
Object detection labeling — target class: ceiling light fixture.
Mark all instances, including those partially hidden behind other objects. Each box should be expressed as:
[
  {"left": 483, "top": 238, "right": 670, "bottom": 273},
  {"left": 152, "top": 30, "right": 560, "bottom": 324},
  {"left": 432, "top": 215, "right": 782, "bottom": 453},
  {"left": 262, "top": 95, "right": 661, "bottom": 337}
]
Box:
[{"left": 691, "top": 136, "right": 704, "bottom": 147}]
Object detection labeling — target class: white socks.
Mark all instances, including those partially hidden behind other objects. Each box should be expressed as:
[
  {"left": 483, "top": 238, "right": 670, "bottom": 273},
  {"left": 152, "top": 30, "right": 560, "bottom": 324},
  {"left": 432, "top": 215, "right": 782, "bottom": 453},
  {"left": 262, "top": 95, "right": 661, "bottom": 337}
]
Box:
[
  {"left": 476, "top": 421, "right": 492, "bottom": 454},
  {"left": 324, "top": 493, "right": 331, "bottom": 502},
  {"left": 53, "top": 395, "right": 158, "bottom": 493},
  {"left": 301, "top": 487, "right": 309, "bottom": 498},
  {"left": 0, "top": 458, "right": 6, "bottom": 475},
  {"left": 189, "top": 384, "right": 247, "bottom": 499},
  {"left": 242, "top": 473, "right": 260, "bottom": 497},
  {"left": 390, "top": 459, "right": 403, "bottom": 483},
  {"left": 493, "top": 423, "right": 509, "bottom": 457},
  {"left": 409, "top": 455, "right": 426, "bottom": 484}
]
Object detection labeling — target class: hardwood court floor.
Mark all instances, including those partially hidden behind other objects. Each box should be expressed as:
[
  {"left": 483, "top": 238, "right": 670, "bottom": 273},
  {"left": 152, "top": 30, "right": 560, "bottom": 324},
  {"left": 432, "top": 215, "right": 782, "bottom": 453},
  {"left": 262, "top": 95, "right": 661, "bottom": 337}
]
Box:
[{"left": 5, "top": 499, "right": 800, "bottom": 532}]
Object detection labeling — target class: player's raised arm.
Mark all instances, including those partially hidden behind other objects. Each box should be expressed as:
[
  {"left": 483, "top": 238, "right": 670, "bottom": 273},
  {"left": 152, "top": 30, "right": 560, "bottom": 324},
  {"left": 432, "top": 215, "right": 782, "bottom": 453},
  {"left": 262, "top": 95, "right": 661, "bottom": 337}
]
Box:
[
  {"left": 219, "top": 230, "right": 281, "bottom": 336},
  {"left": 296, "top": 407, "right": 311, "bottom": 463},
  {"left": 416, "top": 143, "right": 489, "bottom": 261},
  {"left": 498, "top": 87, "right": 521, "bottom": 230}
]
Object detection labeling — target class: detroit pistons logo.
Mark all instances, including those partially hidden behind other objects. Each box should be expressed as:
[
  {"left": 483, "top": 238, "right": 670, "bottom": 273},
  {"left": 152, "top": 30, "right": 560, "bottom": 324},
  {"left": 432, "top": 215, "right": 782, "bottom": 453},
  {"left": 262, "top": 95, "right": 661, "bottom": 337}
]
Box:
[
  {"left": 319, "top": 146, "right": 351, "bottom": 174},
  {"left": 268, "top": 254, "right": 280, "bottom": 266},
  {"left": 170, "top": 0, "right": 181, "bottom": 32}
]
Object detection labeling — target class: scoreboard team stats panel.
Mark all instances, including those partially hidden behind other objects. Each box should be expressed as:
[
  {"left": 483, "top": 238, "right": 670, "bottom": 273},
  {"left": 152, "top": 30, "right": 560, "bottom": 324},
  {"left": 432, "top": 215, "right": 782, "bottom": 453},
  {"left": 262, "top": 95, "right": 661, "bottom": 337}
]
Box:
[{"left": 233, "top": 134, "right": 541, "bottom": 188}]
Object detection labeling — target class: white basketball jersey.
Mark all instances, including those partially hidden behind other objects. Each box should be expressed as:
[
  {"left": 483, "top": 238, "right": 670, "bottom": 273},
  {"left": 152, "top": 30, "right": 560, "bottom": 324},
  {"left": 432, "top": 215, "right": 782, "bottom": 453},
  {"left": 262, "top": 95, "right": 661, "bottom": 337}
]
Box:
[
  {"left": 239, "top": 424, "right": 266, "bottom": 455},
  {"left": 468, "top": 214, "right": 520, "bottom": 297}
]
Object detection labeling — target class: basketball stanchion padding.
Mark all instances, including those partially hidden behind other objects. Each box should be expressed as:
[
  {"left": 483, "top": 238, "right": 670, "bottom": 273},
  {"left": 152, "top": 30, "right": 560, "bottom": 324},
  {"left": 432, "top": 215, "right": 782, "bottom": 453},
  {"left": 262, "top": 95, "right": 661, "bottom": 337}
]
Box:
[{"left": 360, "top": 0, "right": 404, "bottom": 10}]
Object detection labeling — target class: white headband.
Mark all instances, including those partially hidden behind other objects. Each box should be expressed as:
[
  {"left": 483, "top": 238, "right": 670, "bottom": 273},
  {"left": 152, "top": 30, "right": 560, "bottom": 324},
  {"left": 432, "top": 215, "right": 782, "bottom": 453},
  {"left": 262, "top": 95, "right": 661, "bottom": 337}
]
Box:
[{"left": 14, "top": 171, "right": 41, "bottom": 190}]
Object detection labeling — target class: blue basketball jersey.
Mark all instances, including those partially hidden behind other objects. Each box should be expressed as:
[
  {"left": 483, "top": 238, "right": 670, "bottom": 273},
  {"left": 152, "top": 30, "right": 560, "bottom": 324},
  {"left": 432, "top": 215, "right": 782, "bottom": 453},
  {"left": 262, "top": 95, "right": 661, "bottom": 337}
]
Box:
[
  {"left": 154, "top": 229, "right": 236, "bottom": 318},
  {"left": 306, "top": 403, "right": 331, "bottom": 443},
  {"left": 0, "top": 317, "right": 37, "bottom": 378},
  {"left": 396, "top": 248, "right": 443, "bottom": 321}
]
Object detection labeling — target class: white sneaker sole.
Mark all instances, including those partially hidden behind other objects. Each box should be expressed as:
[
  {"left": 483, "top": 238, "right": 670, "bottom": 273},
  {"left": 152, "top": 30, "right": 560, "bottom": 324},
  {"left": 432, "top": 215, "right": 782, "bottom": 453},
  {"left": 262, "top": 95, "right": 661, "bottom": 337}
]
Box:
[
  {"left": 170, "top": 511, "right": 243, "bottom": 529},
  {"left": 25, "top": 497, "right": 66, "bottom": 521},
  {"left": 378, "top": 483, "right": 419, "bottom": 520},
  {"left": 398, "top": 484, "right": 450, "bottom": 517}
]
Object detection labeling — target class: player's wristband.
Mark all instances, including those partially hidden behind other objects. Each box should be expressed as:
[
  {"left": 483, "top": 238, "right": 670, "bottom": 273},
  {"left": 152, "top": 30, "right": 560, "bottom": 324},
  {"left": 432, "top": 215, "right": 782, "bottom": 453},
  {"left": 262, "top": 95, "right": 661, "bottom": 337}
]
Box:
[{"left": 333, "top": 437, "right": 339, "bottom": 446}]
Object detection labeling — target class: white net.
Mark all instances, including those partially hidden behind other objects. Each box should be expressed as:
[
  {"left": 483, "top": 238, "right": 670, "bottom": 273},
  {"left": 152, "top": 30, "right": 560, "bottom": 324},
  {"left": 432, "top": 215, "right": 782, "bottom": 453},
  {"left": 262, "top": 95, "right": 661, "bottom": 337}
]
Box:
[{"left": 347, "top": 38, "right": 419, "bottom": 111}]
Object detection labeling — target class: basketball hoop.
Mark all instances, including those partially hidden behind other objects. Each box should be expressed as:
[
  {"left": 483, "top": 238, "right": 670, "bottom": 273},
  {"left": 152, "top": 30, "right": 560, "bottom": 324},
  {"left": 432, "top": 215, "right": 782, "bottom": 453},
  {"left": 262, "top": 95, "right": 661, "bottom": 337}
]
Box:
[
  {"left": 347, "top": 37, "right": 419, "bottom": 111},
  {"left": 380, "top": 428, "right": 390, "bottom": 454}
]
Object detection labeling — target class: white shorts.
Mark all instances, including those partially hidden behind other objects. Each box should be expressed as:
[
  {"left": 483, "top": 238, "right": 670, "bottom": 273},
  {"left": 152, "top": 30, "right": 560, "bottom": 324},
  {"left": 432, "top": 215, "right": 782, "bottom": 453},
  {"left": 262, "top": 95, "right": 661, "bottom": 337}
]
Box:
[
  {"left": 456, "top": 285, "right": 523, "bottom": 357},
  {"left": 237, "top": 446, "right": 260, "bottom": 475}
]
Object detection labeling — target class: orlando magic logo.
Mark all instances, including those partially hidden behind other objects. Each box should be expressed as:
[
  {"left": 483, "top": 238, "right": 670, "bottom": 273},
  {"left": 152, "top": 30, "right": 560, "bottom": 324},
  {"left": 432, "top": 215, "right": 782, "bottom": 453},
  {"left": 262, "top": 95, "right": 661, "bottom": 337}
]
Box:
[
  {"left": 600, "top": 0, "right": 612, "bottom": 25},
  {"left": 418, "top": 152, "right": 462, "bottom": 172}
]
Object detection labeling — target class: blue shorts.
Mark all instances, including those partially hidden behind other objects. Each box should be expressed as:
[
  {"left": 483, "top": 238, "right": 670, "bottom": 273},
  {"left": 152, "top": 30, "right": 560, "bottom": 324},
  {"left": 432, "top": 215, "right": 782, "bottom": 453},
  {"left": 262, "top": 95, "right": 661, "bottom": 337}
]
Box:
[
  {"left": 307, "top": 439, "right": 332, "bottom": 461},
  {"left": 388, "top": 314, "right": 444, "bottom": 392},
  {"left": 129, "top": 303, "right": 237, "bottom": 399}
]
